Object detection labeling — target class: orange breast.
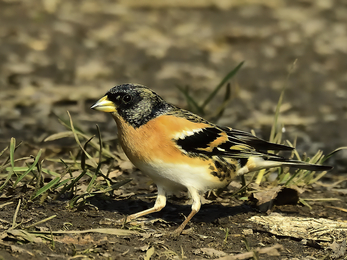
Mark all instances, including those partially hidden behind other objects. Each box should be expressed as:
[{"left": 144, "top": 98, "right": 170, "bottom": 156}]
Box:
[{"left": 112, "top": 114, "right": 210, "bottom": 167}]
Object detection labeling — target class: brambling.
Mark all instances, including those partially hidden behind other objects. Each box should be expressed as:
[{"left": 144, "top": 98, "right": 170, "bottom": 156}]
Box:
[{"left": 91, "top": 83, "right": 332, "bottom": 235}]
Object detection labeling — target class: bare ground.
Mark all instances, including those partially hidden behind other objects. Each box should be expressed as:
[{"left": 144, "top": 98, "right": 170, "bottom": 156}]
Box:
[{"left": 1, "top": 174, "right": 347, "bottom": 259}]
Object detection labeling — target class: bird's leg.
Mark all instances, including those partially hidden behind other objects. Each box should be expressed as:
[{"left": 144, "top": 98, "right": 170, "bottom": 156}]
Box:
[
  {"left": 172, "top": 188, "right": 201, "bottom": 236},
  {"left": 124, "top": 185, "right": 167, "bottom": 222}
]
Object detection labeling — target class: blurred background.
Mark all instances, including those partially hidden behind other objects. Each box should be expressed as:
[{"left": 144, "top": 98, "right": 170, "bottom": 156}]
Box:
[{"left": 0, "top": 0, "right": 346, "bottom": 170}]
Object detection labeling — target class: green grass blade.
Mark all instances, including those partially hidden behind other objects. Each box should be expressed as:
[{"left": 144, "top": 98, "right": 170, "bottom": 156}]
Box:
[
  {"left": 13, "top": 149, "right": 42, "bottom": 187},
  {"left": 269, "top": 87, "right": 285, "bottom": 143},
  {"left": 86, "top": 125, "right": 104, "bottom": 193},
  {"left": 81, "top": 136, "right": 94, "bottom": 170},
  {"left": 0, "top": 138, "right": 18, "bottom": 192},
  {"left": 232, "top": 172, "right": 257, "bottom": 197},
  {"left": 201, "top": 61, "right": 244, "bottom": 110},
  {"left": 65, "top": 169, "right": 89, "bottom": 188},
  {"left": 69, "top": 193, "right": 95, "bottom": 208},
  {"left": 299, "top": 198, "right": 312, "bottom": 209},
  {"left": 43, "top": 131, "right": 74, "bottom": 141},
  {"left": 10, "top": 138, "right": 16, "bottom": 170},
  {"left": 321, "top": 146, "right": 347, "bottom": 163},
  {"left": 34, "top": 158, "right": 43, "bottom": 195},
  {"left": 0, "top": 169, "right": 14, "bottom": 192},
  {"left": 42, "top": 169, "right": 60, "bottom": 177},
  {"left": 96, "top": 124, "right": 102, "bottom": 166},
  {"left": 54, "top": 169, "right": 88, "bottom": 200},
  {"left": 94, "top": 178, "right": 132, "bottom": 194},
  {"left": 308, "top": 150, "right": 323, "bottom": 164},
  {"left": 176, "top": 85, "right": 204, "bottom": 115},
  {"left": 86, "top": 160, "right": 101, "bottom": 193},
  {"left": 7, "top": 167, "right": 60, "bottom": 177},
  {"left": 208, "top": 82, "right": 232, "bottom": 122},
  {"left": 285, "top": 140, "right": 301, "bottom": 161},
  {"left": 309, "top": 171, "right": 328, "bottom": 185},
  {"left": 67, "top": 111, "right": 98, "bottom": 168},
  {"left": 53, "top": 178, "right": 72, "bottom": 190},
  {"left": 32, "top": 177, "right": 60, "bottom": 199},
  {"left": 255, "top": 169, "right": 266, "bottom": 185},
  {"left": 0, "top": 140, "right": 23, "bottom": 172},
  {"left": 86, "top": 172, "right": 98, "bottom": 193},
  {"left": 24, "top": 215, "right": 57, "bottom": 229},
  {"left": 6, "top": 167, "right": 32, "bottom": 172},
  {"left": 45, "top": 120, "right": 117, "bottom": 160},
  {"left": 269, "top": 60, "right": 297, "bottom": 143},
  {"left": 284, "top": 171, "right": 299, "bottom": 186}
]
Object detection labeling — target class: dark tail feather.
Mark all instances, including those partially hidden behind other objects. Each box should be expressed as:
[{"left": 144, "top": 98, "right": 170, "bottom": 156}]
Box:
[
  {"left": 273, "top": 159, "right": 333, "bottom": 171},
  {"left": 237, "top": 156, "right": 332, "bottom": 176},
  {"left": 259, "top": 142, "right": 294, "bottom": 151}
]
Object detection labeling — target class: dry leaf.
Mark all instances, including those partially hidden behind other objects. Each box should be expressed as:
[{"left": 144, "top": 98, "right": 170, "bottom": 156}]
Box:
[
  {"left": 144, "top": 246, "right": 155, "bottom": 260},
  {"left": 249, "top": 186, "right": 299, "bottom": 213},
  {"left": 193, "top": 248, "right": 227, "bottom": 258},
  {"left": 10, "top": 245, "right": 34, "bottom": 256},
  {"left": 328, "top": 240, "right": 346, "bottom": 259}
]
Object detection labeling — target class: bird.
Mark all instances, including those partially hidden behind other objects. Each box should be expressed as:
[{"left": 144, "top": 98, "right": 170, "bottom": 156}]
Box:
[{"left": 91, "top": 83, "right": 332, "bottom": 236}]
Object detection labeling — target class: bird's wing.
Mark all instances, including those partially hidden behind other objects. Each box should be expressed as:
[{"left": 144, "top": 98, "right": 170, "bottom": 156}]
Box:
[
  {"left": 219, "top": 127, "right": 293, "bottom": 152},
  {"left": 169, "top": 108, "right": 292, "bottom": 159},
  {"left": 175, "top": 125, "right": 290, "bottom": 159}
]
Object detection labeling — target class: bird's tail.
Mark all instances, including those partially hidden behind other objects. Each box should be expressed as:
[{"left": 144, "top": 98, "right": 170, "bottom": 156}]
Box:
[{"left": 236, "top": 156, "right": 332, "bottom": 176}]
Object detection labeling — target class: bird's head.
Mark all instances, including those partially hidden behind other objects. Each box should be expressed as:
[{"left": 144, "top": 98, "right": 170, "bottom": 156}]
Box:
[{"left": 91, "top": 83, "right": 172, "bottom": 128}]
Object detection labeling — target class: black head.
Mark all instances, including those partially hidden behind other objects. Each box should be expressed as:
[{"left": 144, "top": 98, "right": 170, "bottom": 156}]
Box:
[{"left": 91, "top": 83, "right": 172, "bottom": 128}]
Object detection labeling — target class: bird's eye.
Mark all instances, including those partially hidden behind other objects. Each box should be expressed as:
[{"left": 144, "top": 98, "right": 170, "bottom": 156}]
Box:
[{"left": 122, "top": 94, "right": 132, "bottom": 103}]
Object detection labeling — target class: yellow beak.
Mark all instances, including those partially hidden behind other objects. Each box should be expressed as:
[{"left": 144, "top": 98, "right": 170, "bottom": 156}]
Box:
[{"left": 91, "top": 96, "right": 116, "bottom": 112}]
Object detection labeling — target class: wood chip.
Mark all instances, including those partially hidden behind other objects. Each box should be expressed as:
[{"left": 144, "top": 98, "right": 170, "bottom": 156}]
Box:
[
  {"left": 249, "top": 214, "right": 347, "bottom": 242},
  {"left": 216, "top": 244, "right": 283, "bottom": 260}
]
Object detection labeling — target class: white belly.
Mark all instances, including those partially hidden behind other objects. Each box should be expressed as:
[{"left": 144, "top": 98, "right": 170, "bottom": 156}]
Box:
[{"left": 134, "top": 160, "right": 226, "bottom": 194}]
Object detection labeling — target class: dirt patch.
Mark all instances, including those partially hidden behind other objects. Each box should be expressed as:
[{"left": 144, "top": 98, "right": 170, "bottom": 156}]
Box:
[{"left": 1, "top": 179, "right": 347, "bottom": 259}]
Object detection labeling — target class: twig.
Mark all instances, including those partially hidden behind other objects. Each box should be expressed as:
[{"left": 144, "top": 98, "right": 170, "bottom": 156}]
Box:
[{"left": 217, "top": 244, "right": 283, "bottom": 260}]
